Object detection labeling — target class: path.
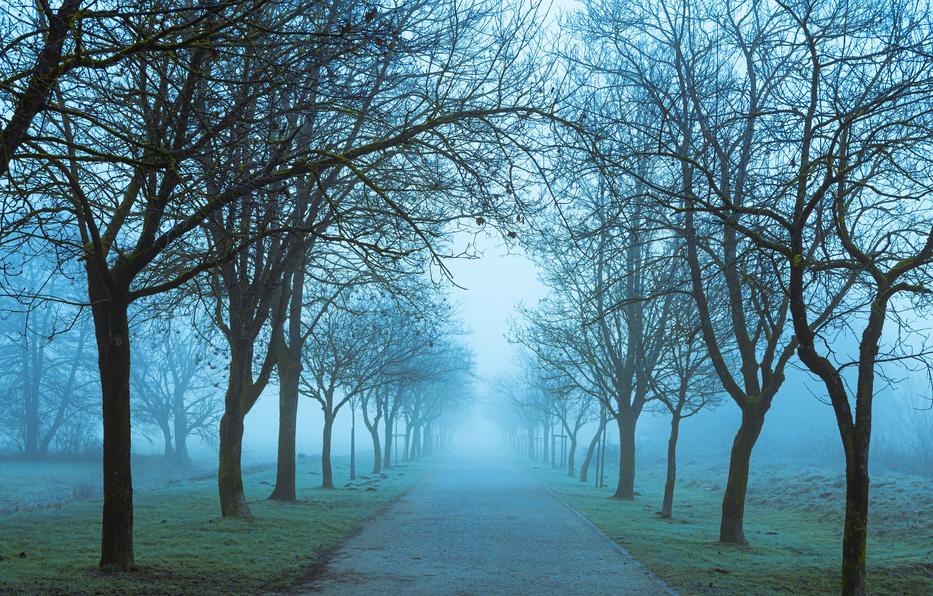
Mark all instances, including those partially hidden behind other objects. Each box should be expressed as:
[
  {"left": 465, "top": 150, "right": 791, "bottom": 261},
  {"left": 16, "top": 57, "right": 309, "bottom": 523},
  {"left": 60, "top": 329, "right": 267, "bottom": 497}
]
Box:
[{"left": 296, "top": 451, "right": 670, "bottom": 595}]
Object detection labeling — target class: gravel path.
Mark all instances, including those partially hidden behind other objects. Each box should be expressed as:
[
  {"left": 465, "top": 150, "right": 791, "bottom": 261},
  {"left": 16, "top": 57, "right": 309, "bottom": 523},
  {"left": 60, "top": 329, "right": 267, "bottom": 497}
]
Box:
[{"left": 296, "top": 451, "right": 671, "bottom": 595}]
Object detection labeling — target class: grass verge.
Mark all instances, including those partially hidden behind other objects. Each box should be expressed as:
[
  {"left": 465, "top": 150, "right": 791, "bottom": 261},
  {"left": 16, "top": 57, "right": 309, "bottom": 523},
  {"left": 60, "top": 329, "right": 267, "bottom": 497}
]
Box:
[
  {"left": 530, "top": 456, "right": 932, "bottom": 595},
  {"left": 0, "top": 457, "right": 423, "bottom": 594}
]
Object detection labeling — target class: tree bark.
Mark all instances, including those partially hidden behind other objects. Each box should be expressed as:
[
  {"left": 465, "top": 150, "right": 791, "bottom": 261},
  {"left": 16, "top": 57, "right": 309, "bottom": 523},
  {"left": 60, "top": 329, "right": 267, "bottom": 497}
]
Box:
[
  {"left": 172, "top": 407, "right": 189, "bottom": 464},
  {"left": 369, "top": 425, "right": 382, "bottom": 474},
  {"left": 580, "top": 415, "right": 606, "bottom": 483},
  {"left": 719, "top": 405, "right": 766, "bottom": 544},
  {"left": 23, "top": 337, "right": 41, "bottom": 456},
  {"left": 660, "top": 415, "right": 681, "bottom": 519},
  {"left": 218, "top": 410, "right": 250, "bottom": 517},
  {"left": 362, "top": 404, "right": 382, "bottom": 474},
  {"left": 160, "top": 421, "right": 174, "bottom": 459},
  {"left": 613, "top": 412, "right": 636, "bottom": 500},
  {"left": 403, "top": 422, "right": 412, "bottom": 463},
  {"left": 567, "top": 435, "right": 577, "bottom": 477},
  {"left": 422, "top": 421, "right": 433, "bottom": 456},
  {"left": 218, "top": 345, "right": 253, "bottom": 517},
  {"left": 270, "top": 357, "right": 300, "bottom": 501},
  {"left": 383, "top": 416, "right": 393, "bottom": 469},
  {"left": 841, "top": 438, "right": 869, "bottom": 595},
  {"left": 410, "top": 423, "right": 421, "bottom": 461},
  {"left": 89, "top": 285, "right": 135, "bottom": 570},
  {"left": 350, "top": 406, "right": 356, "bottom": 480},
  {"left": 321, "top": 414, "right": 334, "bottom": 488}
]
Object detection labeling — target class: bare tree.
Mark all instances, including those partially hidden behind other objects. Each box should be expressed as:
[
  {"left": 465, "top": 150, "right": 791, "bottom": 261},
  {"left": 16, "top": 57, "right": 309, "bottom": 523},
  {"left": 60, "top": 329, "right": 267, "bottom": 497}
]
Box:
[
  {"left": 516, "top": 173, "right": 675, "bottom": 499},
  {"left": 579, "top": 0, "right": 933, "bottom": 590},
  {"left": 564, "top": 0, "right": 803, "bottom": 544},
  {"left": 649, "top": 288, "right": 724, "bottom": 518},
  {"left": 669, "top": 2, "right": 933, "bottom": 590},
  {"left": 0, "top": 263, "right": 96, "bottom": 455},
  {"left": 0, "top": 0, "right": 565, "bottom": 566},
  {"left": 300, "top": 288, "right": 446, "bottom": 487},
  {"left": 131, "top": 315, "right": 223, "bottom": 463}
]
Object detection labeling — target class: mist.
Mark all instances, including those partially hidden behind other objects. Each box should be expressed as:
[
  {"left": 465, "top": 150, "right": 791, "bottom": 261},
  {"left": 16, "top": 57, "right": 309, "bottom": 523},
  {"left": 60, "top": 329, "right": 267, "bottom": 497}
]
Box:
[{"left": 1, "top": 0, "right": 932, "bottom": 594}]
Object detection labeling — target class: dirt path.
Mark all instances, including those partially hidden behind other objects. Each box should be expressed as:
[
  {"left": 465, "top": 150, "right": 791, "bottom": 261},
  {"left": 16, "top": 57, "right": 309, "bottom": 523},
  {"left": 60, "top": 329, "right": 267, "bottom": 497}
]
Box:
[{"left": 296, "top": 451, "right": 670, "bottom": 595}]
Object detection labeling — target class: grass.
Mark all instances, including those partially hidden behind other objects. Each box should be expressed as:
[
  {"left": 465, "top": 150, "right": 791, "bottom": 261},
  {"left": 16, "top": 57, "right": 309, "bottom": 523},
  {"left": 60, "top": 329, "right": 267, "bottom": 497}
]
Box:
[
  {"left": 0, "top": 456, "right": 221, "bottom": 514},
  {"left": 0, "top": 456, "right": 424, "bottom": 594},
  {"left": 531, "top": 454, "right": 933, "bottom": 595}
]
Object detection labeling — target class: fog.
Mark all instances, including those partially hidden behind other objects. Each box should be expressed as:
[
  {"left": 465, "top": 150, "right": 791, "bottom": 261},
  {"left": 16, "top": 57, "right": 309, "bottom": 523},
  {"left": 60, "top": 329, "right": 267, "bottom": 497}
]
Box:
[
  {"left": 2, "top": 0, "right": 932, "bottom": 593},
  {"left": 209, "top": 232, "right": 543, "bottom": 462}
]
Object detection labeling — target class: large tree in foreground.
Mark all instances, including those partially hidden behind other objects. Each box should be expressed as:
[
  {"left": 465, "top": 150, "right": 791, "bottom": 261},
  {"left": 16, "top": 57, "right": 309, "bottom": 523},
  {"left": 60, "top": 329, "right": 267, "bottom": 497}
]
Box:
[{"left": 683, "top": 2, "right": 933, "bottom": 591}]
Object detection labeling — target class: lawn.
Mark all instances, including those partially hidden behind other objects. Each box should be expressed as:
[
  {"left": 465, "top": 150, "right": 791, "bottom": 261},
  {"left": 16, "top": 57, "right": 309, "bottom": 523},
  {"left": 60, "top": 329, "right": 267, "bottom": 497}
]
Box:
[
  {"left": 0, "top": 456, "right": 222, "bottom": 514},
  {"left": 0, "top": 456, "right": 424, "bottom": 594},
  {"left": 531, "top": 455, "right": 933, "bottom": 595}
]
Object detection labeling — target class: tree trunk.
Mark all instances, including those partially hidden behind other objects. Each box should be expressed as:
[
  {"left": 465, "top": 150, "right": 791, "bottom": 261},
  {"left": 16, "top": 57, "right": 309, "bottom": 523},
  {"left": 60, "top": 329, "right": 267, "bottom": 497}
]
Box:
[
  {"left": 410, "top": 423, "right": 421, "bottom": 461},
  {"left": 173, "top": 413, "right": 189, "bottom": 465},
  {"left": 350, "top": 406, "right": 356, "bottom": 481},
  {"left": 364, "top": 412, "right": 382, "bottom": 474},
  {"left": 422, "top": 421, "right": 433, "bottom": 456},
  {"left": 567, "top": 435, "right": 577, "bottom": 477},
  {"left": 23, "top": 342, "right": 40, "bottom": 456},
  {"left": 270, "top": 358, "right": 300, "bottom": 501},
  {"left": 369, "top": 425, "right": 382, "bottom": 474},
  {"left": 218, "top": 345, "right": 253, "bottom": 518},
  {"left": 527, "top": 425, "right": 535, "bottom": 458},
  {"left": 218, "top": 411, "right": 250, "bottom": 517},
  {"left": 543, "top": 418, "right": 550, "bottom": 464},
  {"left": 660, "top": 415, "right": 681, "bottom": 519},
  {"left": 24, "top": 397, "right": 40, "bottom": 455},
  {"left": 383, "top": 417, "right": 393, "bottom": 469},
  {"left": 613, "top": 412, "right": 636, "bottom": 500},
  {"left": 719, "top": 405, "right": 766, "bottom": 544},
  {"left": 160, "top": 422, "right": 174, "bottom": 459},
  {"left": 403, "top": 423, "right": 412, "bottom": 463},
  {"left": 580, "top": 416, "right": 606, "bottom": 483},
  {"left": 841, "top": 440, "right": 870, "bottom": 595},
  {"left": 321, "top": 415, "right": 334, "bottom": 488},
  {"left": 90, "top": 288, "right": 135, "bottom": 570}
]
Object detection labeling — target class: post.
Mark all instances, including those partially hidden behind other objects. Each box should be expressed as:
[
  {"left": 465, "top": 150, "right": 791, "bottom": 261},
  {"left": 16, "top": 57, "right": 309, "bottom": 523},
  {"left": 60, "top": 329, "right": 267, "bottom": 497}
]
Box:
[
  {"left": 594, "top": 428, "right": 601, "bottom": 489},
  {"left": 561, "top": 435, "right": 567, "bottom": 469},
  {"left": 599, "top": 419, "right": 607, "bottom": 488},
  {"left": 350, "top": 403, "right": 356, "bottom": 481}
]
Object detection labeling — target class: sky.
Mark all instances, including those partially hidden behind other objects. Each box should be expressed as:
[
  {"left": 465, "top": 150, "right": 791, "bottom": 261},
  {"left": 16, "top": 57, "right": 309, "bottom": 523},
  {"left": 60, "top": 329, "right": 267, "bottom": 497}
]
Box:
[{"left": 444, "top": 231, "right": 547, "bottom": 381}]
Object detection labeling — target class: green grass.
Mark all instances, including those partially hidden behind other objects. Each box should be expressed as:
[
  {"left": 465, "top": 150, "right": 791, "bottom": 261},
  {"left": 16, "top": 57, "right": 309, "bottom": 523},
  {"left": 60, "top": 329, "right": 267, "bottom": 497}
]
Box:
[
  {"left": 531, "top": 455, "right": 933, "bottom": 595},
  {"left": 0, "top": 457, "right": 424, "bottom": 594},
  {"left": 0, "top": 457, "right": 221, "bottom": 514}
]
